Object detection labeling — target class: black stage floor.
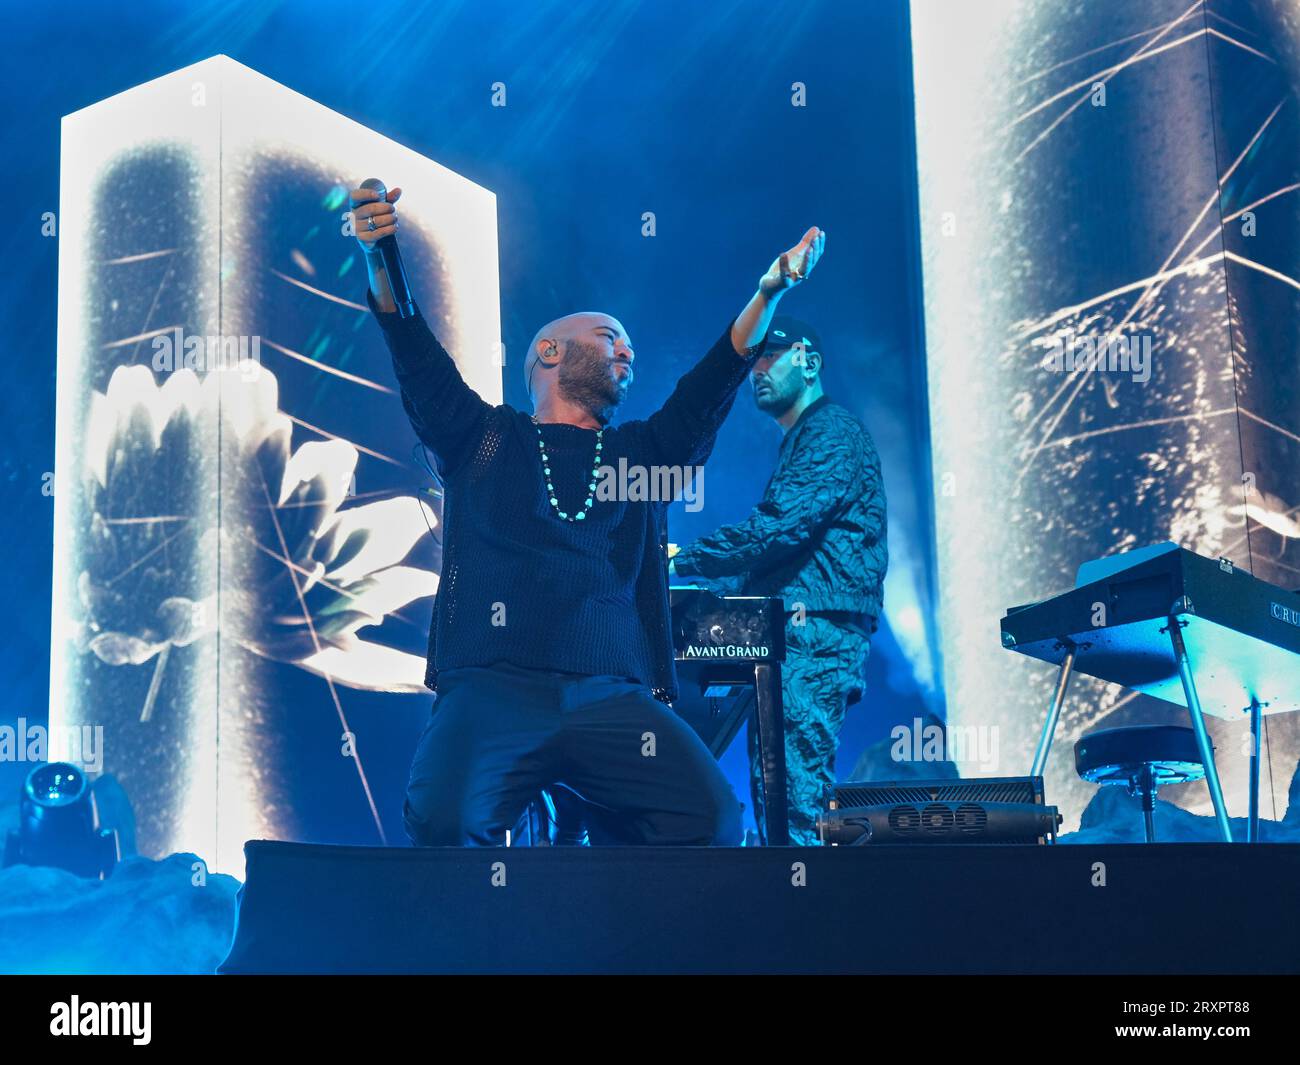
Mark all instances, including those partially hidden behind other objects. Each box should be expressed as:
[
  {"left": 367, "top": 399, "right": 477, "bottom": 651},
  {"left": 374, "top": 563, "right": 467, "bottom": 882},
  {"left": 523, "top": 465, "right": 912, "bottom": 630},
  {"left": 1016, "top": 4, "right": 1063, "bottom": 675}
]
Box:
[{"left": 219, "top": 841, "right": 1300, "bottom": 974}]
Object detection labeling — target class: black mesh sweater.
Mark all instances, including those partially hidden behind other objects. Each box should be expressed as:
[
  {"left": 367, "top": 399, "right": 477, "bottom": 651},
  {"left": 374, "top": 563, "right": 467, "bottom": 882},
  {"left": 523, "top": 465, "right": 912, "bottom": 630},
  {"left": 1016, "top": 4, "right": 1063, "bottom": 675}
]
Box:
[{"left": 367, "top": 288, "right": 764, "bottom": 702}]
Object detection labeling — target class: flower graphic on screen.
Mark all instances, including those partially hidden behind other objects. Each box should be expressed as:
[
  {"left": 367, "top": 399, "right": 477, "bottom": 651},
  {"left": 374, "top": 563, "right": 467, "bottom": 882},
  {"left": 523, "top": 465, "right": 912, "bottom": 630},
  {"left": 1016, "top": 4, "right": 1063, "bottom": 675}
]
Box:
[{"left": 75, "top": 362, "right": 437, "bottom": 716}]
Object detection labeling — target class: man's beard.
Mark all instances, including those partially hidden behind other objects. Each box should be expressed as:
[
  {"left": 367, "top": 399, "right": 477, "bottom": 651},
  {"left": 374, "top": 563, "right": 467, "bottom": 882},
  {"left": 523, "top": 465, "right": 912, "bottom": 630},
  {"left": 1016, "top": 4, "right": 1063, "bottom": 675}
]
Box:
[
  {"left": 754, "top": 375, "right": 802, "bottom": 417},
  {"left": 558, "top": 339, "right": 629, "bottom": 421}
]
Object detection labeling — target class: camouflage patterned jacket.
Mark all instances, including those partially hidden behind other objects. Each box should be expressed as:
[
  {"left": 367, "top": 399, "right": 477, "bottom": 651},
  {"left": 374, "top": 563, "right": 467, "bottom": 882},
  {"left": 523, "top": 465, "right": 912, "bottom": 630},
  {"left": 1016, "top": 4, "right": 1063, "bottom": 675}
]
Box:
[{"left": 672, "top": 396, "right": 887, "bottom": 630}]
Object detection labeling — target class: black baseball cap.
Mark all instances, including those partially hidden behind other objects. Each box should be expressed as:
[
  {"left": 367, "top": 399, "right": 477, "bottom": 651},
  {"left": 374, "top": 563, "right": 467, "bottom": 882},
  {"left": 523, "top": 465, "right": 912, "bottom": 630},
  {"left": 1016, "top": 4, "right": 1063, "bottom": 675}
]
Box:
[{"left": 765, "top": 316, "right": 822, "bottom": 360}]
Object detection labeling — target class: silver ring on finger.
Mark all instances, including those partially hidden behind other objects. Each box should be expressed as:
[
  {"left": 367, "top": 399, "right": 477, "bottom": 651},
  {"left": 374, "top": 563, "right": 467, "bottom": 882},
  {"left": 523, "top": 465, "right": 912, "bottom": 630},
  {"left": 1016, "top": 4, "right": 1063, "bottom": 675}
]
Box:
[{"left": 367, "top": 218, "right": 377, "bottom": 232}]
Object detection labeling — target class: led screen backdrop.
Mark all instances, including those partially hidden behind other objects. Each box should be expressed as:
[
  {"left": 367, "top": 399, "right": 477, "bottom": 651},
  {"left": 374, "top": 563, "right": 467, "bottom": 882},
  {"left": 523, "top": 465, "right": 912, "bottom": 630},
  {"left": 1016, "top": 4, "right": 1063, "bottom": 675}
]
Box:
[
  {"left": 912, "top": 0, "right": 1300, "bottom": 830},
  {"left": 52, "top": 55, "right": 502, "bottom": 873}
]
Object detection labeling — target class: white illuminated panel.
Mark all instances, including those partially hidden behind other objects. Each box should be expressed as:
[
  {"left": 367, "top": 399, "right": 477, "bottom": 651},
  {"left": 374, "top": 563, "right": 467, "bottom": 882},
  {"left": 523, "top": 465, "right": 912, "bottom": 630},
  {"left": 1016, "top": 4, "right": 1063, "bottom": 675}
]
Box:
[
  {"left": 53, "top": 55, "right": 502, "bottom": 873},
  {"left": 908, "top": 2, "right": 1284, "bottom": 830}
]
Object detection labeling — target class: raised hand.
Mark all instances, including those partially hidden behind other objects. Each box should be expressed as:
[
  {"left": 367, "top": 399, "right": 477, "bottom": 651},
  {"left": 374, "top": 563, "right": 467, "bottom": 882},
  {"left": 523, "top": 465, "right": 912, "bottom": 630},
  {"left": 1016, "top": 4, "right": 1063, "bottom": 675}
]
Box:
[
  {"left": 349, "top": 184, "right": 403, "bottom": 256},
  {"left": 758, "top": 226, "right": 826, "bottom": 296}
]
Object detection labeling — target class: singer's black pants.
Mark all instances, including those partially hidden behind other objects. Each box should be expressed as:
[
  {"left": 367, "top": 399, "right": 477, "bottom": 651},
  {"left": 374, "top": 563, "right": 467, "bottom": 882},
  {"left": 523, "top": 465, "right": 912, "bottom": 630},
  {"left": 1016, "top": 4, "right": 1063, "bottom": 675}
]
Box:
[{"left": 402, "top": 662, "right": 743, "bottom": 846}]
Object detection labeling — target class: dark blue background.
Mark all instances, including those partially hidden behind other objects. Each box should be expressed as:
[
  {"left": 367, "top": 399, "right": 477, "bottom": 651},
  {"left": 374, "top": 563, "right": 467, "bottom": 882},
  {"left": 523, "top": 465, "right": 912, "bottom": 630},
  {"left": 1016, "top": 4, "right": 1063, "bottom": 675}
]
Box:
[{"left": 0, "top": 0, "right": 938, "bottom": 842}]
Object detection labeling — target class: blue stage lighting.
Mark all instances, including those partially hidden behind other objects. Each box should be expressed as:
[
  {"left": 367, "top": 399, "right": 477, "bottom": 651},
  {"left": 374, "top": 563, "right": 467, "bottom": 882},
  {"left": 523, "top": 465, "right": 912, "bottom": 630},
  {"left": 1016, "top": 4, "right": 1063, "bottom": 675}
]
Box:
[{"left": 3, "top": 763, "right": 121, "bottom": 879}]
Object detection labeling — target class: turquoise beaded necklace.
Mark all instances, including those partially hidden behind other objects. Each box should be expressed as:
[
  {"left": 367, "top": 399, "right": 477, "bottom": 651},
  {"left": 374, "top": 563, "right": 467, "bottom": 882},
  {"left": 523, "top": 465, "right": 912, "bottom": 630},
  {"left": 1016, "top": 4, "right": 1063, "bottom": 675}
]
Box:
[{"left": 532, "top": 416, "right": 603, "bottom": 522}]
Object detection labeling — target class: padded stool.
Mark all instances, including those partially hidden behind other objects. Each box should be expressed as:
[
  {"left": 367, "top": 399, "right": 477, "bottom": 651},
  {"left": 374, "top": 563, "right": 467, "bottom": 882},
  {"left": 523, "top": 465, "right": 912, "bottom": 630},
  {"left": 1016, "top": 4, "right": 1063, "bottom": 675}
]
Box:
[{"left": 1074, "top": 725, "right": 1207, "bottom": 843}]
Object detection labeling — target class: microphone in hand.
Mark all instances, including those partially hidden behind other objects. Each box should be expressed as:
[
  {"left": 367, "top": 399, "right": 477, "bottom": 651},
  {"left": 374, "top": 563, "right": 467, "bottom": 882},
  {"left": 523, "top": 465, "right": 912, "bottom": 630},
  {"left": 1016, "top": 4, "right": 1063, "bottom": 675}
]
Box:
[{"left": 350, "top": 177, "right": 415, "bottom": 319}]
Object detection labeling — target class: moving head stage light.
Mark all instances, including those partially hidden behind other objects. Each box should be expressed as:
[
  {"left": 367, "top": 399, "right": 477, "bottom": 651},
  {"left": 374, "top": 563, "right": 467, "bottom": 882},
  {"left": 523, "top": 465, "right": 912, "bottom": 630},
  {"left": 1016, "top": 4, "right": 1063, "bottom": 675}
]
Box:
[{"left": 2, "top": 762, "right": 121, "bottom": 879}]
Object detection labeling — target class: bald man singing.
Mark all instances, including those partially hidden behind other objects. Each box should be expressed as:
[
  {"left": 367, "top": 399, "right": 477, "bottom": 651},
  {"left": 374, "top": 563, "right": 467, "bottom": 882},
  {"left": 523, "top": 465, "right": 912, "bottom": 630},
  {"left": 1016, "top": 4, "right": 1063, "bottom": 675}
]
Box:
[{"left": 352, "top": 184, "right": 824, "bottom": 846}]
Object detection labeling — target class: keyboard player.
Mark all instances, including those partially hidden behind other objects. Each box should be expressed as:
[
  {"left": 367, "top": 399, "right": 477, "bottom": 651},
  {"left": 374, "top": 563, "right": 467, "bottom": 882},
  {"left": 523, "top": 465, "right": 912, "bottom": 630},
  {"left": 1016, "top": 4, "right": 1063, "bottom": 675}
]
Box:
[{"left": 670, "top": 317, "right": 888, "bottom": 845}]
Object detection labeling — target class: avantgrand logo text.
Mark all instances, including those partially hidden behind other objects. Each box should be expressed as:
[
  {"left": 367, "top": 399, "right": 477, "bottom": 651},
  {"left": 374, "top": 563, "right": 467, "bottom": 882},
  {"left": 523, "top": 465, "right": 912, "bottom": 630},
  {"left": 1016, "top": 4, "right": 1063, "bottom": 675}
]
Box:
[
  {"left": 681, "top": 644, "right": 770, "bottom": 658},
  {"left": 50, "top": 997, "right": 151, "bottom": 1045}
]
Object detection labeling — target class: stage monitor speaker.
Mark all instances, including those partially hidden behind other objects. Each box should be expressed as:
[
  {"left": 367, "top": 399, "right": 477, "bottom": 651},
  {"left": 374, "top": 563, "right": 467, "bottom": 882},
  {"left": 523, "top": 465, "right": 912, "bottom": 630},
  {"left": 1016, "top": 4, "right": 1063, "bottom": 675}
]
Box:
[{"left": 822, "top": 776, "right": 1055, "bottom": 845}]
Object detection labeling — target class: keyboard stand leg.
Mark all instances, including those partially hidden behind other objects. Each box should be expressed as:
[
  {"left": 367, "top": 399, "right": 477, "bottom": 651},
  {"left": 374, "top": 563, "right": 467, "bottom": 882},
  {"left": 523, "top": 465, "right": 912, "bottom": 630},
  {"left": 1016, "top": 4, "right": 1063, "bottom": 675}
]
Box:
[
  {"left": 1248, "top": 698, "right": 1262, "bottom": 843},
  {"left": 1167, "top": 620, "right": 1233, "bottom": 843},
  {"left": 752, "top": 662, "right": 789, "bottom": 846},
  {"left": 1029, "top": 648, "right": 1075, "bottom": 779}
]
